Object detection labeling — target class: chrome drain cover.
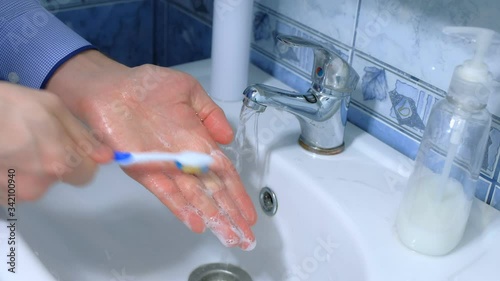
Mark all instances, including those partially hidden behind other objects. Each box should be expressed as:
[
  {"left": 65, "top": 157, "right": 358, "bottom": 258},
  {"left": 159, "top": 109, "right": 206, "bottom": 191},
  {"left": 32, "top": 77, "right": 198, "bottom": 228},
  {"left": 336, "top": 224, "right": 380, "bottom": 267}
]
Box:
[
  {"left": 188, "top": 263, "right": 252, "bottom": 281},
  {"left": 259, "top": 187, "right": 278, "bottom": 216}
]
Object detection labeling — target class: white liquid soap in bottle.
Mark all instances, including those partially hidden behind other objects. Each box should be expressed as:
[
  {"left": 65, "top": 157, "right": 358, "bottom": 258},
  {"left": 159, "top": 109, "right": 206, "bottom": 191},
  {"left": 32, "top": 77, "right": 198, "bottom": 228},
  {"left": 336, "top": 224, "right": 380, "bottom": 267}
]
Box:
[{"left": 396, "top": 26, "right": 498, "bottom": 256}]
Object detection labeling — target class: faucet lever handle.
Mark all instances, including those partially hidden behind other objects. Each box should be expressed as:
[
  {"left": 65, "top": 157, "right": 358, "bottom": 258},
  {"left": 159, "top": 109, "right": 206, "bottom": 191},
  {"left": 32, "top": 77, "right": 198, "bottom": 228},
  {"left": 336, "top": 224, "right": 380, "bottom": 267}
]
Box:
[
  {"left": 276, "top": 35, "right": 327, "bottom": 51},
  {"left": 276, "top": 34, "right": 359, "bottom": 94}
]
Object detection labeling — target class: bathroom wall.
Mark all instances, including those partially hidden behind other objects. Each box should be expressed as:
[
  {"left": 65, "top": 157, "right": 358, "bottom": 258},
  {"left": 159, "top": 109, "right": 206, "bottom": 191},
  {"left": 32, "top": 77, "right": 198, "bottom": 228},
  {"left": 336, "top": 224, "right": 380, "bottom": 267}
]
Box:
[
  {"left": 43, "top": 0, "right": 154, "bottom": 66},
  {"left": 247, "top": 0, "right": 500, "bottom": 210},
  {"left": 45, "top": 0, "right": 500, "bottom": 211},
  {"left": 42, "top": 0, "right": 212, "bottom": 67}
]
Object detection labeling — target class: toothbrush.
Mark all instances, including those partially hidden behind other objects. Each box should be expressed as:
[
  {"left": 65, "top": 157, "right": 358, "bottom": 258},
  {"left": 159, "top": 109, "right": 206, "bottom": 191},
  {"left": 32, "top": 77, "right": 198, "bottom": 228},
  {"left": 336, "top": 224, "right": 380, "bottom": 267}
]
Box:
[{"left": 113, "top": 151, "right": 214, "bottom": 174}]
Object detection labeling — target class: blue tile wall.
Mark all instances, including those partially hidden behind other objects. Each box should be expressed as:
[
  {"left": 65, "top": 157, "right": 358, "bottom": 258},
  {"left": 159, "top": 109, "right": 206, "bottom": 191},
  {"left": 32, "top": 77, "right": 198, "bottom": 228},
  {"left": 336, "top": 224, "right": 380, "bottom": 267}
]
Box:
[
  {"left": 157, "top": 1, "right": 212, "bottom": 66},
  {"left": 155, "top": 0, "right": 168, "bottom": 65},
  {"left": 45, "top": 0, "right": 154, "bottom": 67},
  {"left": 168, "top": 0, "right": 214, "bottom": 23},
  {"left": 163, "top": 0, "right": 500, "bottom": 211}
]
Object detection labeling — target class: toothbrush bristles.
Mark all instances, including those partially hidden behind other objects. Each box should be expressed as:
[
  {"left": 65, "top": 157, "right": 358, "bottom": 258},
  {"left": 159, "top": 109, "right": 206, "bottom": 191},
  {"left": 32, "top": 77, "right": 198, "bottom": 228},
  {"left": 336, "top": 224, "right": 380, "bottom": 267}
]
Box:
[{"left": 175, "top": 161, "right": 208, "bottom": 175}]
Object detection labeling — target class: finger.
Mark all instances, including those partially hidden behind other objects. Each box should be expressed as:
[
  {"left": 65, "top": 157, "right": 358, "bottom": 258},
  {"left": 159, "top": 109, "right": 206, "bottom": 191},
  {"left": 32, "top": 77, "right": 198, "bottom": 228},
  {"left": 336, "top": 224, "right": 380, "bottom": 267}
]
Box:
[
  {"left": 189, "top": 82, "right": 234, "bottom": 144},
  {"left": 129, "top": 169, "right": 206, "bottom": 233},
  {"left": 212, "top": 151, "right": 257, "bottom": 225},
  {"left": 205, "top": 212, "right": 242, "bottom": 248},
  {"left": 40, "top": 92, "right": 114, "bottom": 164},
  {"left": 198, "top": 172, "right": 255, "bottom": 250},
  {"left": 174, "top": 173, "right": 241, "bottom": 247},
  {"left": 55, "top": 141, "right": 99, "bottom": 186},
  {"left": 39, "top": 131, "right": 99, "bottom": 187},
  {"left": 61, "top": 162, "right": 98, "bottom": 186}
]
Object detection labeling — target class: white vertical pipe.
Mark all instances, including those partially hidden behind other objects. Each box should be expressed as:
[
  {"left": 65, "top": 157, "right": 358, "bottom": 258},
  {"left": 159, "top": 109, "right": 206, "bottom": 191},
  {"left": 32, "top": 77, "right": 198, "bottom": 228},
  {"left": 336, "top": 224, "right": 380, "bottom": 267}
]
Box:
[{"left": 210, "top": 0, "right": 254, "bottom": 101}]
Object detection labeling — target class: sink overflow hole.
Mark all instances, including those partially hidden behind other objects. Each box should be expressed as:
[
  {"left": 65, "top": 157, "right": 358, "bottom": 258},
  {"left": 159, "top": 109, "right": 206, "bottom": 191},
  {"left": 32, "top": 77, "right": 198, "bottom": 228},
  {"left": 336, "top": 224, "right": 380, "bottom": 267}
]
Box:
[
  {"left": 259, "top": 187, "right": 278, "bottom": 216},
  {"left": 188, "top": 263, "right": 252, "bottom": 281}
]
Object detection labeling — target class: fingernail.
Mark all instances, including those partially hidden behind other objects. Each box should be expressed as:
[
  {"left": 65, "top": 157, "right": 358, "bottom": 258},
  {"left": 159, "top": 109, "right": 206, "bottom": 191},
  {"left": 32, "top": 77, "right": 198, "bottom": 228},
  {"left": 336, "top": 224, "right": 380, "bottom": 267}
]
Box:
[
  {"left": 210, "top": 229, "right": 240, "bottom": 248},
  {"left": 240, "top": 239, "right": 257, "bottom": 251}
]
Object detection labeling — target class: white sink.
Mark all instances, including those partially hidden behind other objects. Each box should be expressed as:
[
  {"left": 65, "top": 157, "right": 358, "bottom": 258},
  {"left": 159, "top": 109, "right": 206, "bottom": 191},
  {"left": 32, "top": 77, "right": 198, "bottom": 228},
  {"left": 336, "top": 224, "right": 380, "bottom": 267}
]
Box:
[{"left": 3, "top": 59, "right": 500, "bottom": 281}]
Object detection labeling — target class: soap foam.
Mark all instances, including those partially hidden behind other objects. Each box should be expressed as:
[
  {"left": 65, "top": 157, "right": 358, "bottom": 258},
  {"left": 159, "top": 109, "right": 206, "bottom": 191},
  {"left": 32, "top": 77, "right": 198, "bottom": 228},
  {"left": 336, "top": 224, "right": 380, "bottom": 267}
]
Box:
[
  {"left": 154, "top": 149, "right": 257, "bottom": 251},
  {"left": 204, "top": 213, "right": 240, "bottom": 247},
  {"left": 196, "top": 209, "right": 257, "bottom": 250}
]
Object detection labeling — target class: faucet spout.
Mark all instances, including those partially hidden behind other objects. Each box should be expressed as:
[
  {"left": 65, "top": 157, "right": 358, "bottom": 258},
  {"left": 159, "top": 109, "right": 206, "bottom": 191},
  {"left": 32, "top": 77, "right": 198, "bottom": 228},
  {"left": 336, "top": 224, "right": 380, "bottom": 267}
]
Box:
[
  {"left": 243, "top": 84, "right": 321, "bottom": 117},
  {"left": 242, "top": 83, "right": 349, "bottom": 155}
]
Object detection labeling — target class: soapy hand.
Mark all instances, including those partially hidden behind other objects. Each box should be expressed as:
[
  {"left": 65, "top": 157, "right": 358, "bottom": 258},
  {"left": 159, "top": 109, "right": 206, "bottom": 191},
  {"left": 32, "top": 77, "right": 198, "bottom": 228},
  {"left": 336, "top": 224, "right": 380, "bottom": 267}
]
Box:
[
  {"left": 47, "top": 51, "right": 257, "bottom": 250},
  {"left": 0, "top": 82, "right": 113, "bottom": 203}
]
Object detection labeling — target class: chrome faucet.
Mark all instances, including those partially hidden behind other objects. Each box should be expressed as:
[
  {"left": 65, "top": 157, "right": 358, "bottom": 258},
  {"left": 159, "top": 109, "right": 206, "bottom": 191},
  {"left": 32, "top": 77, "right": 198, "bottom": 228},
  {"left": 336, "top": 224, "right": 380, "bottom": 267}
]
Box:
[{"left": 243, "top": 35, "right": 360, "bottom": 155}]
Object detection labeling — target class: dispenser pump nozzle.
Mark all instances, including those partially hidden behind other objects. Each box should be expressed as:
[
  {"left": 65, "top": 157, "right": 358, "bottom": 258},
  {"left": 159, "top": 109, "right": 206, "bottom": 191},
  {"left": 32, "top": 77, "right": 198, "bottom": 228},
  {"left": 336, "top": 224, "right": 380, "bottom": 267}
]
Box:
[
  {"left": 443, "top": 26, "right": 499, "bottom": 109},
  {"left": 443, "top": 26, "right": 495, "bottom": 83}
]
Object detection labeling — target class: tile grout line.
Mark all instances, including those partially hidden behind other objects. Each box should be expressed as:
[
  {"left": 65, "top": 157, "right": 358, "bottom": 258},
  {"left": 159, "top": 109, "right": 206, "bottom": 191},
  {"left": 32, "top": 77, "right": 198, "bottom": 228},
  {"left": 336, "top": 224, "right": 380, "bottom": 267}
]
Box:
[
  {"left": 152, "top": 0, "right": 158, "bottom": 65},
  {"left": 354, "top": 52, "right": 447, "bottom": 97},
  {"left": 349, "top": 0, "right": 363, "bottom": 65},
  {"left": 486, "top": 182, "right": 495, "bottom": 205},
  {"left": 254, "top": 2, "right": 351, "bottom": 51},
  {"left": 351, "top": 100, "right": 423, "bottom": 141},
  {"left": 167, "top": 1, "right": 212, "bottom": 27},
  {"left": 46, "top": 0, "right": 141, "bottom": 12},
  {"left": 490, "top": 186, "right": 498, "bottom": 208}
]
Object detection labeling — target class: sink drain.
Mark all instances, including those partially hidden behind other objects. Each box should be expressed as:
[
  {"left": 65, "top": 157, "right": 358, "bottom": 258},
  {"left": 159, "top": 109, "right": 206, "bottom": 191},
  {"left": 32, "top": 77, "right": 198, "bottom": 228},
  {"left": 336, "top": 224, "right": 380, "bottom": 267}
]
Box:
[
  {"left": 259, "top": 187, "right": 278, "bottom": 216},
  {"left": 188, "top": 263, "right": 252, "bottom": 281}
]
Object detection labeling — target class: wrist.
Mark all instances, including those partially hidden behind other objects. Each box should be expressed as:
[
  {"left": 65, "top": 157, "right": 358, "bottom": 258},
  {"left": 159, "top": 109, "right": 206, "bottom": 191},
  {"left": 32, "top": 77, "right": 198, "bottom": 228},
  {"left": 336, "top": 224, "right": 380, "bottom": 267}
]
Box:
[{"left": 45, "top": 50, "right": 129, "bottom": 118}]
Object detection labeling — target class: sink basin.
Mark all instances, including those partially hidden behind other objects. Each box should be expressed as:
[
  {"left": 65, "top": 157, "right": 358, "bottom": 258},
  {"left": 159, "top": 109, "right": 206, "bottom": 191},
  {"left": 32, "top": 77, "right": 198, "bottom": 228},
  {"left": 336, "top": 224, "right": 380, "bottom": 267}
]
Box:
[
  {"left": 10, "top": 155, "right": 368, "bottom": 281},
  {"left": 3, "top": 59, "right": 500, "bottom": 281}
]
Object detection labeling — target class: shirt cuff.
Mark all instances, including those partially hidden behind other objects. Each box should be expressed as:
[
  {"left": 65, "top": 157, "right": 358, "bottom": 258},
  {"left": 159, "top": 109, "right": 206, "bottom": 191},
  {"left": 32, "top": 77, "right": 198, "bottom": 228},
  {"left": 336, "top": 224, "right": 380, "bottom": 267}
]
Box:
[{"left": 0, "top": 2, "right": 94, "bottom": 89}]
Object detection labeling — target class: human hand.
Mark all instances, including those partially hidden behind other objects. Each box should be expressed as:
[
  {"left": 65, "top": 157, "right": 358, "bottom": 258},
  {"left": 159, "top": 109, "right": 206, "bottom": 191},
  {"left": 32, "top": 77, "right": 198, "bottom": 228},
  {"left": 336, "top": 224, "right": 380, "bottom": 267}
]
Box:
[
  {"left": 0, "top": 82, "right": 113, "bottom": 203},
  {"left": 48, "top": 51, "right": 257, "bottom": 250}
]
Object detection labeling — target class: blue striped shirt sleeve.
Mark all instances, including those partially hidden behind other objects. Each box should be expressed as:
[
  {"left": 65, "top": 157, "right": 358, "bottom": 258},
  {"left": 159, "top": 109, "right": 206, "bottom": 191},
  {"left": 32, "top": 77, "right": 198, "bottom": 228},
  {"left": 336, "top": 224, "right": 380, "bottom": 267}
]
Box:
[{"left": 0, "top": 0, "right": 95, "bottom": 89}]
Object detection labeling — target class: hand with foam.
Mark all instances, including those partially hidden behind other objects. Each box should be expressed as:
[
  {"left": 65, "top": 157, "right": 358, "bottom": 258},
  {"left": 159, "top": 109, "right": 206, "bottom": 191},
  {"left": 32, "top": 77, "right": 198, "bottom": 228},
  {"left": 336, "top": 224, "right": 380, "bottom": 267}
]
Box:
[
  {"left": 46, "top": 50, "right": 257, "bottom": 250},
  {"left": 0, "top": 82, "right": 113, "bottom": 203}
]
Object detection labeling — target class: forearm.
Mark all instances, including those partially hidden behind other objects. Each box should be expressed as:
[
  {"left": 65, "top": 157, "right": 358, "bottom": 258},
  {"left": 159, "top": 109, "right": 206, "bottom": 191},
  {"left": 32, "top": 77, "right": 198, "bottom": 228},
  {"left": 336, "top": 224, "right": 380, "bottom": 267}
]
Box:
[{"left": 0, "top": 0, "right": 95, "bottom": 89}]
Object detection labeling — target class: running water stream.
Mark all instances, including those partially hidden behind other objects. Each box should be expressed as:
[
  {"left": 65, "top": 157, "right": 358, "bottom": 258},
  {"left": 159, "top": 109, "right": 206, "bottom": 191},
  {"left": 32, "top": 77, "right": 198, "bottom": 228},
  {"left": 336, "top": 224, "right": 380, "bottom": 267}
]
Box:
[{"left": 223, "top": 105, "right": 260, "bottom": 172}]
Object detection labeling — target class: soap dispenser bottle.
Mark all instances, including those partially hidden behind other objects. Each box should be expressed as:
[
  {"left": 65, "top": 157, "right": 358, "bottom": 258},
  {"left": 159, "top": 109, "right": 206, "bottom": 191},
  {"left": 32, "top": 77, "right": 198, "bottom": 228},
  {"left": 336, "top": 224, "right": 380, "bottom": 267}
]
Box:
[{"left": 396, "top": 27, "right": 497, "bottom": 256}]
